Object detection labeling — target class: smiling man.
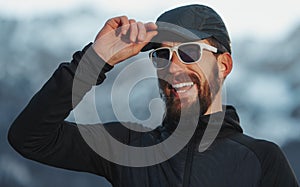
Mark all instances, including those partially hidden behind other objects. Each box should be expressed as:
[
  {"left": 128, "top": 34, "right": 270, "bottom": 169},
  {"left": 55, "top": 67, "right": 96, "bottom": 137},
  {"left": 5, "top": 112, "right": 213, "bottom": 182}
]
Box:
[
  {"left": 155, "top": 39, "right": 227, "bottom": 115},
  {"left": 8, "top": 4, "right": 299, "bottom": 187}
]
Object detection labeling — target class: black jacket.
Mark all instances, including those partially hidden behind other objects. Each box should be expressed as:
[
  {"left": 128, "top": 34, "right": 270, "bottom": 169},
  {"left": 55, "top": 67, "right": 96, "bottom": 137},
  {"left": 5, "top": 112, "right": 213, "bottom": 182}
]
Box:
[{"left": 8, "top": 44, "right": 299, "bottom": 187}]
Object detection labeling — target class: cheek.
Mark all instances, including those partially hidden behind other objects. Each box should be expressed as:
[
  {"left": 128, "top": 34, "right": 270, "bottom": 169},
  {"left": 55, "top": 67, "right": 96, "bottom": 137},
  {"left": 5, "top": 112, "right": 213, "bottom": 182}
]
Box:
[
  {"left": 157, "top": 70, "right": 170, "bottom": 83},
  {"left": 189, "top": 64, "right": 219, "bottom": 96},
  {"left": 191, "top": 59, "right": 218, "bottom": 83},
  {"left": 187, "top": 65, "right": 205, "bottom": 84}
]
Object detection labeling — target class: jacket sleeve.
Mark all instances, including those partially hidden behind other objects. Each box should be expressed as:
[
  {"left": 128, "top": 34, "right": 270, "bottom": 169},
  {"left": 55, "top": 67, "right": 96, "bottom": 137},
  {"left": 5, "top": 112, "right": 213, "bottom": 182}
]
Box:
[
  {"left": 7, "top": 43, "right": 116, "bottom": 179},
  {"left": 259, "top": 141, "right": 299, "bottom": 187}
]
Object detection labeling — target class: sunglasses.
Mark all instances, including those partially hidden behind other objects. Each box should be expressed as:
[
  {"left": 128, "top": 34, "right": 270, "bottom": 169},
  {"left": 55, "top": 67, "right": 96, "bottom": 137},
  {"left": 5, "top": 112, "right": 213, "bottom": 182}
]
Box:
[{"left": 149, "top": 42, "right": 219, "bottom": 69}]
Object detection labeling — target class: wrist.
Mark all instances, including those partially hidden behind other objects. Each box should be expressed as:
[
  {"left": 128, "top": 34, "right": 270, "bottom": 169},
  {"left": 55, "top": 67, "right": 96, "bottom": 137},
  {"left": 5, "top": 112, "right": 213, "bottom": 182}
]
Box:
[{"left": 91, "top": 43, "right": 114, "bottom": 66}]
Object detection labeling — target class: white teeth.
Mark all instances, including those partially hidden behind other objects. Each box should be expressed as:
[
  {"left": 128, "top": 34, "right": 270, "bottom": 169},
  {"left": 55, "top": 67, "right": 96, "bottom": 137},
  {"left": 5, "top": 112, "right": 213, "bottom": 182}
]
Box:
[
  {"left": 176, "top": 90, "right": 187, "bottom": 93},
  {"left": 172, "top": 82, "right": 194, "bottom": 89}
]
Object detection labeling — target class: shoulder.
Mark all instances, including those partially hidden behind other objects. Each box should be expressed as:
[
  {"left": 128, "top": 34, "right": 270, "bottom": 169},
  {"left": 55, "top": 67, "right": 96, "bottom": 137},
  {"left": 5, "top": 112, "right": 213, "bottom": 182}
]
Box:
[
  {"left": 229, "top": 133, "right": 285, "bottom": 162},
  {"left": 229, "top": 133, "right": 299, "bottom": 186},
  {"left": 230, "top": 133, "right": 299, "bottom": 186}
]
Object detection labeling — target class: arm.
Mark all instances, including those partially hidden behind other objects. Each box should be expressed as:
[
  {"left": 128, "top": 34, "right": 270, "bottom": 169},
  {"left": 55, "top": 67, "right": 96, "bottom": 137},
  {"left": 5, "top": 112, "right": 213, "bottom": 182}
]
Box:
[
  {"left": 8, "top": 43, "right": 114, "bottom": 176},
  {"left": 7, "top": 16, "right": 157, "bottom": 177}
]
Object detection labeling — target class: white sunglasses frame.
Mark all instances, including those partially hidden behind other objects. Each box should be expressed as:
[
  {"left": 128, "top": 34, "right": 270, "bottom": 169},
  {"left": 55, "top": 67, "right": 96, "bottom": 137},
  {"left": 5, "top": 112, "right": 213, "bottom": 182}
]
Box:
[{"left": 149, "top": 42, "right": 218, "bottom": 69}]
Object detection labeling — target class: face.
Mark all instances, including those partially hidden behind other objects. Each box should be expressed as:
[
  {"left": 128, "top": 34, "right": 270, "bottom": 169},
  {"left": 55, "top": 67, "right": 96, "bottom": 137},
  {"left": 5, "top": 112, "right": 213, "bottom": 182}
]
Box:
[{"left": 156, "top": 40, "right": 222, "bottom": 119}]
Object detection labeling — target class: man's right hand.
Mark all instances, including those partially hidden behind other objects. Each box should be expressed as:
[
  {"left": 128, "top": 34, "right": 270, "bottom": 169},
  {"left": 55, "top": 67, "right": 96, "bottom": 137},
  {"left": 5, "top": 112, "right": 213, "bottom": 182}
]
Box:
[{"left": 92, "top": 16, "right": 158, "bottom": 66}]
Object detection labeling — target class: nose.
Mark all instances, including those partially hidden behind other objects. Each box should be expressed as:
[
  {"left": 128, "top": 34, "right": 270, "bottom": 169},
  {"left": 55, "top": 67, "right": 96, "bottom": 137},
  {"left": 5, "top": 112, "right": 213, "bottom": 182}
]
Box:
[{"left": 168, "top": 52, "right": 184, "bottom": 74}]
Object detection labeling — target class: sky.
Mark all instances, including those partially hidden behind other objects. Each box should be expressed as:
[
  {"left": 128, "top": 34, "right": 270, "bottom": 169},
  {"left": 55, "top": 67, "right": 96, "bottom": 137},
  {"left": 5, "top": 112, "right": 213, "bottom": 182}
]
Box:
[{"left": 1, "top": 0, "right": 300, "bottom": 40}]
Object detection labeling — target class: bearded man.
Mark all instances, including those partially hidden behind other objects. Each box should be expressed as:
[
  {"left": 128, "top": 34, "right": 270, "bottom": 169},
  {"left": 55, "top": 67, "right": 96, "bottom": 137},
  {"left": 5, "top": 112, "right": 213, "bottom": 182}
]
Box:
[{"left": 8, "top": 4, "right": 298, "bottom": 187}]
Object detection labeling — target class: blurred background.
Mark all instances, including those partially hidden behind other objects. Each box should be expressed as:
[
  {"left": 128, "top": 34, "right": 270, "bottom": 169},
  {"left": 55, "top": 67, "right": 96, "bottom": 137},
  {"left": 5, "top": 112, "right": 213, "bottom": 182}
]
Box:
[{"left": 1, "top": 0, "right": 300, "bottom": 186}]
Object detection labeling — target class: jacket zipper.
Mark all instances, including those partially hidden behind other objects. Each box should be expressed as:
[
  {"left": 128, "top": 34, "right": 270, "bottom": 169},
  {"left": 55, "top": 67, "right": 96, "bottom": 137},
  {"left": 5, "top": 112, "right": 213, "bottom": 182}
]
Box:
[{"left": 182, "top": 130, "right": 198, "bottom": 187}]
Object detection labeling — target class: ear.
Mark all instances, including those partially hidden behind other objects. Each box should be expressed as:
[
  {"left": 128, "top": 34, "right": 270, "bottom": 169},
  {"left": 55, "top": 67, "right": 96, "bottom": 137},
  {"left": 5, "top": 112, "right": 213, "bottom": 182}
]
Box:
[{"left": 217, "top": 52, "right": 233, "bottom": 80}]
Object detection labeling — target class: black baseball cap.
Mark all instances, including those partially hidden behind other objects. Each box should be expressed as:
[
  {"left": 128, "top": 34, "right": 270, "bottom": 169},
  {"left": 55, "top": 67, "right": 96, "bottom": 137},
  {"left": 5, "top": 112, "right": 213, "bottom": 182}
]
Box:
[{"left": 142, "top": 4, "right": 231, "bottom": 54}]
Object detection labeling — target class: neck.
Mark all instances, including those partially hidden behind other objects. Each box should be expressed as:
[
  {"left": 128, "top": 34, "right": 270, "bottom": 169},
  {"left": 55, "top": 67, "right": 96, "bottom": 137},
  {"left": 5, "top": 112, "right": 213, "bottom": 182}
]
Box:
[{"left": 204, "top": 89, "right": 223, "bottom": 115}]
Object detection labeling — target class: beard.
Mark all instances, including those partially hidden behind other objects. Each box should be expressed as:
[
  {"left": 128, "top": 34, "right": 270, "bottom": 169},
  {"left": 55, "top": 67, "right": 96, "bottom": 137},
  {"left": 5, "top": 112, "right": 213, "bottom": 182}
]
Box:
[{"left": 158, "top": 63, "right": 221, "bottom": 124}]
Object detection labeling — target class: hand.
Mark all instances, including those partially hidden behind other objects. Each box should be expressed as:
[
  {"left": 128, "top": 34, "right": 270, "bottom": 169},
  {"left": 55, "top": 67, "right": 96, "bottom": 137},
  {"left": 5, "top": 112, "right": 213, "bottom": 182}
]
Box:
[{"left": 92, "top": 16, "right": 158, "bottom": 66}]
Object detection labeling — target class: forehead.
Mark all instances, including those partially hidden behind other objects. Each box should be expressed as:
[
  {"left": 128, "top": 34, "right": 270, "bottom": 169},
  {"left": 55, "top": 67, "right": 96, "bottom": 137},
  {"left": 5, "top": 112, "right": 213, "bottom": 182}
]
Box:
[{"left": 161, "top": 39, "right": 209, "bottom": 47}]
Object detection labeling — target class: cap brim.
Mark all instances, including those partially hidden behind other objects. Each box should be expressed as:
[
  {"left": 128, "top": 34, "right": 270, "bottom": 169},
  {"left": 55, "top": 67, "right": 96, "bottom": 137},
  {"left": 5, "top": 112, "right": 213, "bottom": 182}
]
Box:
[{"left": 141, "top": 22, "right": 212, "bottom": 52}]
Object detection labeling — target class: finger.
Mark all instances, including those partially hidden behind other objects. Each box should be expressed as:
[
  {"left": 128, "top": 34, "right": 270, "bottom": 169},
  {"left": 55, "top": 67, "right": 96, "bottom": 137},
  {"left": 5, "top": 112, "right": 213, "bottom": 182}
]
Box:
[
  {"left": 129, "top": 19, "right": 138, "bottom": 43},
  {"left": 137, "top": 22, "right": 146, "bottom": 42},
  {"left": 144, "top": 22, "right": 158, "bottom": 31},
  {"left": 119, "top": 16, "right": 130, "bottom": 35},
  {"left": 101, "top": 16, "right": 129, "bottom": 37},
  {"left": 105, "top": 16, "right": 127, "bottom": 28},
  {"left": 132, "top": 30, "right": 158, "bottom": 53}
]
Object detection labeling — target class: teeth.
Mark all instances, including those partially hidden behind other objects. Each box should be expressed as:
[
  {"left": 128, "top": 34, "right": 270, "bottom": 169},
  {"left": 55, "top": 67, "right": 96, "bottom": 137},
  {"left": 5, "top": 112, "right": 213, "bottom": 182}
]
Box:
[
  {"left": 172, "top": 82, "right": 194, "bottom": 89},
  {"left": 177, "top": 90, "right": 187, "bottom": 93}
]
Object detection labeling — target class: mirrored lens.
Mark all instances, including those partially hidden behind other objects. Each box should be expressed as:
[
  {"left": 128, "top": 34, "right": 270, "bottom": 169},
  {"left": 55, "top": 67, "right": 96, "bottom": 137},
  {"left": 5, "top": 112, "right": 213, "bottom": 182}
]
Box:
[
  {"left": 151, "top": 48, "right": 170, "bottom": 68},
  {"left": 178, "top": 44, "right": 201, "bottom": 63}
]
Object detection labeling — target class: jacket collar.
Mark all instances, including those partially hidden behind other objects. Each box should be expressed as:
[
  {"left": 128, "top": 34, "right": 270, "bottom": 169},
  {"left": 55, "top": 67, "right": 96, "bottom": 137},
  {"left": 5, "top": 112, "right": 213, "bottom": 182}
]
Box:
[{"left": 163, "top": 105, "right": 243, "bottom": 137}]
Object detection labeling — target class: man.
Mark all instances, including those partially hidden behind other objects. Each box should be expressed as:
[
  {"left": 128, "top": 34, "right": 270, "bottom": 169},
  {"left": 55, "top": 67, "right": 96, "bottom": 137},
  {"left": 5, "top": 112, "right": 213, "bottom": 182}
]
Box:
[{"left": 8, "top": 4, "right": 299, "bottom": 187}]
